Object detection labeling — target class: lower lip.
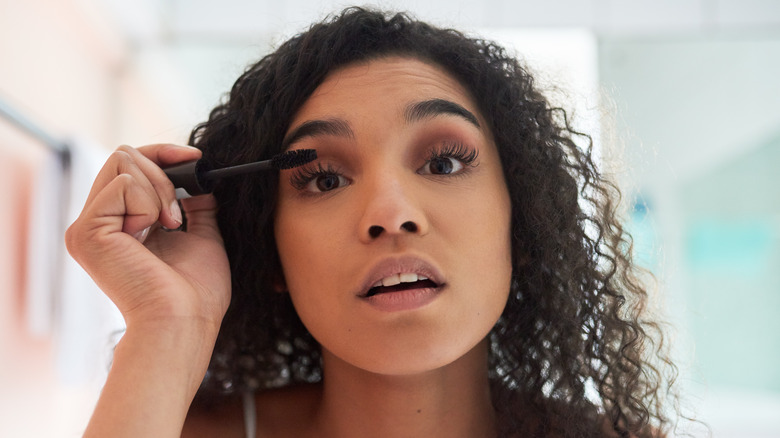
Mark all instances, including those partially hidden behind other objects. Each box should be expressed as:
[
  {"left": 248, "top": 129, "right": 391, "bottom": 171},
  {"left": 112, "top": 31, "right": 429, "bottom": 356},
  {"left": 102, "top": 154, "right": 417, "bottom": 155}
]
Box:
[{"left": 361, "top": 287, "right": 441, "bottom": 312}]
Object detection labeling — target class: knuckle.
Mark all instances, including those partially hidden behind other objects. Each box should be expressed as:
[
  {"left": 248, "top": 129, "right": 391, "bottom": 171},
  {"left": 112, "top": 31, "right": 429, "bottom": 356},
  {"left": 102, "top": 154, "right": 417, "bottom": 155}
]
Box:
[
  {"left": 115, "top": 144, "right": 136, "bottom": 154},
  {"left": 115, "top": 172, "right": 135, "bottom": 186},
  {"left": 109, "top": 149, "right": 133, "bottom": 166},
  {"left": 64, "top": 223, "right": 77, "bottom": 252},
  {"left": 64, "top": 222, "right": 85, "bottom": 260},
  {"left": 118, "top": 174, "right": 159, "bottom": 206},
  {"left": 154, "top": 176, "right": 176, "bottom": 194}
]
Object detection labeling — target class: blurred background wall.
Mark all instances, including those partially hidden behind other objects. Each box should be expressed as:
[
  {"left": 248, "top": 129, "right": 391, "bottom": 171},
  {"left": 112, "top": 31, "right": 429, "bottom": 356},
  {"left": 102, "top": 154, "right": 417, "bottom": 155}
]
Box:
[{"left": 1, "top": 0, "right": 778, "bottom": 436}]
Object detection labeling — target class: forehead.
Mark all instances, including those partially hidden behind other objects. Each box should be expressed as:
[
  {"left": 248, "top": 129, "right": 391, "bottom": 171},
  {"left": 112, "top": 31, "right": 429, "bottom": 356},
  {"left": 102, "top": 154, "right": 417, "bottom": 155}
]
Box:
[{"left": 292, "top": 56, "right": 481, "bottom": 122}]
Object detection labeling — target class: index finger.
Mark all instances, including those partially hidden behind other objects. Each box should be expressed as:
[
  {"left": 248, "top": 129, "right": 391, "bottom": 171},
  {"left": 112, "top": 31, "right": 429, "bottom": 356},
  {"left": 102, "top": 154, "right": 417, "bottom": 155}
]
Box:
[{"left": 136, "top": 143, "right": 203, "bottom": 167}]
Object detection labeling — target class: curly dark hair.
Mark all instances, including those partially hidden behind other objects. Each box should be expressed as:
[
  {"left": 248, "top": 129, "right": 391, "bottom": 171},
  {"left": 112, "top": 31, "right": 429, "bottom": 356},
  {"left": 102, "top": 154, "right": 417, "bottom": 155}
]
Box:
[{"left": 188, "top": 7, "right": 680, "bottom": 437}]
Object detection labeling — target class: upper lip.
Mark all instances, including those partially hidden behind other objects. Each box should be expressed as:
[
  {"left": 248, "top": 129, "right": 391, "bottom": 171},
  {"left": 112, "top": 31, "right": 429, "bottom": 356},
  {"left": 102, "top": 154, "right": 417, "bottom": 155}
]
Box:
[{"left": 356, "top": 255, "right": 445, "bottom": 297}]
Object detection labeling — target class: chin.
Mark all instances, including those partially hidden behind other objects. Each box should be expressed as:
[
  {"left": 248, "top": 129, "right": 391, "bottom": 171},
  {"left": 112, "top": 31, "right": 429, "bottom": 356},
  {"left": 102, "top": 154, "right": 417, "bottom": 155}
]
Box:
[{"left": 324, "top": 331, "right": 490, "bottom": 377}]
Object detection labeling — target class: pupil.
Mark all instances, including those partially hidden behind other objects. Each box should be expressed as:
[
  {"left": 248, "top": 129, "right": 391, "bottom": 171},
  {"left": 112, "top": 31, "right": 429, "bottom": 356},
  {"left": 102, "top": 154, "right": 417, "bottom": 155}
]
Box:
[
  {"left": 316, "top": 175, "right": 339, "bottom": 191},
  {"left": 431, "top": 158, "right": 453, "bottom": 174}
]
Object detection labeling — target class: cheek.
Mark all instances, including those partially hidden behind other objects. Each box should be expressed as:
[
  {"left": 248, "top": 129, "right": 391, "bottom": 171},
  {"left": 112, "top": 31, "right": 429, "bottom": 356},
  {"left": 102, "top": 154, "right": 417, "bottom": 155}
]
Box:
[
  {"left": 274, "top": 199, "right": 355, "bottom": 321},
  {"left": 275, "top": 194, "right": 350, "bottom": 265},
  {"left": 447, "top": 179, "right": 513, "bottom": 312},
  {"left": 275, "top": 201, "right": 329, "bottom": 293},
  {"left": 437, "top": 177, "right": 512, "bottom": 260}
]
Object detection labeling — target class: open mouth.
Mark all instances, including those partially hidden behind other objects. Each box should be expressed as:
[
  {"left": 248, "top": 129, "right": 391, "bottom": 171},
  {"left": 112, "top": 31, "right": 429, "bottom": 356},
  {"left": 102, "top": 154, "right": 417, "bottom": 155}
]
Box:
[{"left": 365, "top": 278, "right": 439, "bottom": 297}]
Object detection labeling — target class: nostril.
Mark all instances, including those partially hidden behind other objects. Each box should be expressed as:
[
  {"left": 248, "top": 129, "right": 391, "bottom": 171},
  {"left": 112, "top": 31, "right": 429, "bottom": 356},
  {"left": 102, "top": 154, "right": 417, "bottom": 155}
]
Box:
[
  {"left": 369, "top": 225, "right": 384, "bottom": 238},
  {"left": 367, "top": 222, "right": 419, "bottom": 239}
]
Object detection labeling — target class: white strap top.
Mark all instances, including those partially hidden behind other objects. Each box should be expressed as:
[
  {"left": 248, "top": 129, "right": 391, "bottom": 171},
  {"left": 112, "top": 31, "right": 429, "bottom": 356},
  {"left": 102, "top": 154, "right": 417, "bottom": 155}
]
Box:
[{"left": 242, "top": 392, "right": 257, "bottom": 438}]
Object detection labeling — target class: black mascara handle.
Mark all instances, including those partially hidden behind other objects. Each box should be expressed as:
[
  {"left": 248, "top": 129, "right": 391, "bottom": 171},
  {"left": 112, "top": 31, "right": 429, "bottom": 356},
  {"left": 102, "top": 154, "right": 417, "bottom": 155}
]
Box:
[{"left": 163, "top": 160, "right": 214, "bottom": 197}]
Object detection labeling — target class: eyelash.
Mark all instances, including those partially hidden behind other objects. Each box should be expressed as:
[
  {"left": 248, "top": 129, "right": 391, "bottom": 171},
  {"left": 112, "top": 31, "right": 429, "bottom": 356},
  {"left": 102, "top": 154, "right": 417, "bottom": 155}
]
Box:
[
  {"left": 288, "top": 141, "right": 480, "bottom": 192},
  {"left": 289, "top": 162, "right": 344, "bottom": 191},
  {"left": 425, "top": 141, "right": 479, "bottom": 170}
]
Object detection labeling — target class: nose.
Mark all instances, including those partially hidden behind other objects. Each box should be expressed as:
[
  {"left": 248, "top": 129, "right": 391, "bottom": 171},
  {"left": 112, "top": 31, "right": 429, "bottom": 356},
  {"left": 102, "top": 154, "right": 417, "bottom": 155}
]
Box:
[{"left": 358, "top": 176, "right": 429, "bottom": 242}]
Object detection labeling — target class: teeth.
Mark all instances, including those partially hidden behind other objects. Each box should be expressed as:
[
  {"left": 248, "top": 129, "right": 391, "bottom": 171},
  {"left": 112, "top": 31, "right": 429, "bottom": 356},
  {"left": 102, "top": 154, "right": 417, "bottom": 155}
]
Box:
[
  {"left": 399, "top": 273, "right": 418, "bottom": 283},
  {"left": 382, "top": 274, "right": 401, "bottom": 287},
  {"left": 374, "top": 273, "right": 428, "bottom": 288}
]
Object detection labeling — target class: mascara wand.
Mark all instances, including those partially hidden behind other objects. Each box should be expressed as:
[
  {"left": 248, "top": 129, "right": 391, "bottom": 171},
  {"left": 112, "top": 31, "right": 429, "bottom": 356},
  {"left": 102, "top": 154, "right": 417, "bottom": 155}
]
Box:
[{"left": 165, "top": 149, "right": 317, "bottom": 198}]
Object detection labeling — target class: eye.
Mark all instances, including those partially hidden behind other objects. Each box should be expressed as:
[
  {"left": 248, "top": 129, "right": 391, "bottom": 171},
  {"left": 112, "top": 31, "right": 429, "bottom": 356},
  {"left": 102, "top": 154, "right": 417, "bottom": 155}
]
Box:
[
  {"left": 420, "top": 156, "right": 464, "bottom": 175},
  {"left": 418, "top": 142, "right": 479, "bottom": 176},
  {"left": 310, "top": 173, "right": 348, "bottom": 192},
  {"left": 290, "top": 163, "right": 350, "bottom": 193}
]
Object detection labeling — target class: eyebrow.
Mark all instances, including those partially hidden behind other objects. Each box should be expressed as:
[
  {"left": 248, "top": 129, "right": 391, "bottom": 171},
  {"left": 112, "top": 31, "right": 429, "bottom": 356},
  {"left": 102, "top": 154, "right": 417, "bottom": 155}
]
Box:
[
  {"left": 282, "top": 118, "right": 354, "bottom": 149},
  {"left": 282, "top": 98, "right": 481, "bottom": 149},
  {"left": 404, "top": 98, "right": 480, "bottom": 128}
]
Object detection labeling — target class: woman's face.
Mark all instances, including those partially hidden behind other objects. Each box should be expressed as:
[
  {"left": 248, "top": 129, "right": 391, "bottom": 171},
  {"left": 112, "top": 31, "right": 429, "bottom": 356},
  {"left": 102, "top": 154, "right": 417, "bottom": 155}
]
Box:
[{"left": 274, "top": 57, "right": 512, "bottom": 375}]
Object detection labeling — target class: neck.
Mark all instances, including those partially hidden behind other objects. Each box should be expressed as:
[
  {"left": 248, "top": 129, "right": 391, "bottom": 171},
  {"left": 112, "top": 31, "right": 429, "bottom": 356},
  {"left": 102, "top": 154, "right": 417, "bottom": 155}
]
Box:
[{"left": 312, "top": 339, "right": 497, "bottom": 438}]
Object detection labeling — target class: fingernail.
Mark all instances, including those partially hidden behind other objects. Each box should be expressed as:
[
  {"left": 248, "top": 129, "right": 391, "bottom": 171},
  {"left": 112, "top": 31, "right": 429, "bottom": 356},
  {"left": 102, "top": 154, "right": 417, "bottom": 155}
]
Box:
[
  {"left": 133, "top": 226, "right": 151, "bottom": 243},
  {"left": 170, "top": 200, "right": 183, "bottom": 225}
]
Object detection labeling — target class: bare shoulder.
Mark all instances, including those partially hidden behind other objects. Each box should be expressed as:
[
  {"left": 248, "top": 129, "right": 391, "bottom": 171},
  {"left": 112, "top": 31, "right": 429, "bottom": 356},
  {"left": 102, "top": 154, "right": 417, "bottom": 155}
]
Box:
[{"left": 182, "top": 384, "right": 321, "bottom": 438}]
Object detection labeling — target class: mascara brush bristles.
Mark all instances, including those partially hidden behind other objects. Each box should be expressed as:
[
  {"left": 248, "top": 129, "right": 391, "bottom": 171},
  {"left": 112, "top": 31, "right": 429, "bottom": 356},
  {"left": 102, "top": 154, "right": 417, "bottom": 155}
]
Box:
[{"left": 271, "top": 148, "right": 318, "bottom": 170}]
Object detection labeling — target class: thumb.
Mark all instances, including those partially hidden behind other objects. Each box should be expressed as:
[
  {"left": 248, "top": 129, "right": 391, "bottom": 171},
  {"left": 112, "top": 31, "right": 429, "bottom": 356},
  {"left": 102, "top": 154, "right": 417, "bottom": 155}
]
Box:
[{"left": 180, "top": 194, "right": 223, "bottom": 243}]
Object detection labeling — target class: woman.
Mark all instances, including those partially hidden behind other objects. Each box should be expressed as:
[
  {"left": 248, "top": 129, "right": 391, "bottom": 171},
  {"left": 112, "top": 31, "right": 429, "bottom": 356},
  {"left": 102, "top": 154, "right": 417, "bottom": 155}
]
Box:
[{"left": 66, "top": 7, "right": 679, "bottom": 437}]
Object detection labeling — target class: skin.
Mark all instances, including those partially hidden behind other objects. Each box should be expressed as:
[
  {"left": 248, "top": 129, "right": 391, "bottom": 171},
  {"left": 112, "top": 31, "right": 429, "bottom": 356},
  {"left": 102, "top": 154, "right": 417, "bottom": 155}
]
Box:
[
  {"left": 67, "top": 56, "right": 513, "bottom": 437},
  {"left": 270, "top": 57, "right": 514, "bottom": 437},
  {"left": 66, "top": 144, "right": 231, "bottom": 437}
]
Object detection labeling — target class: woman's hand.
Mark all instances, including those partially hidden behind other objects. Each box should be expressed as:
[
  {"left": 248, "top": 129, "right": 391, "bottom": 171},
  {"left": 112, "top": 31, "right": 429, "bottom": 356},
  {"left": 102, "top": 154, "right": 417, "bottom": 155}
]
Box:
[
  {"left": 66, "top": 144, "right": 231, "bottom": 331},
  {"left": 65, "top": 144, "right": 232, "bottom": 437}
]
